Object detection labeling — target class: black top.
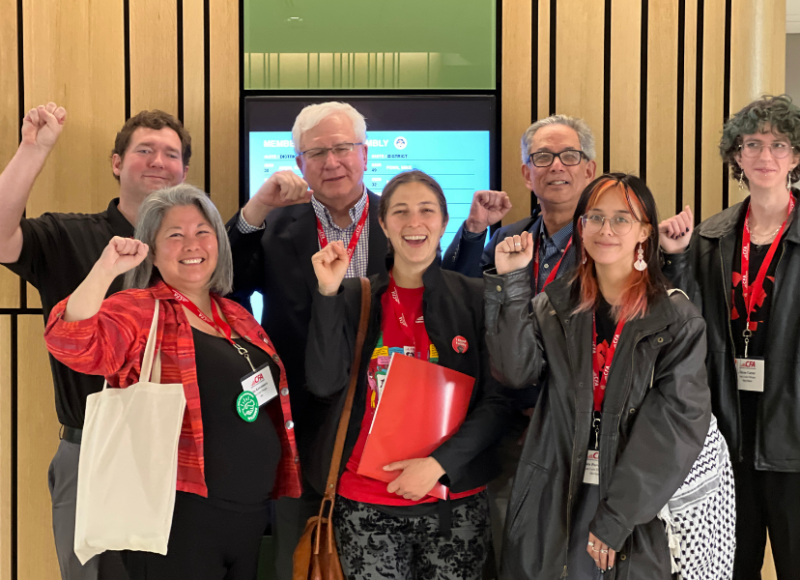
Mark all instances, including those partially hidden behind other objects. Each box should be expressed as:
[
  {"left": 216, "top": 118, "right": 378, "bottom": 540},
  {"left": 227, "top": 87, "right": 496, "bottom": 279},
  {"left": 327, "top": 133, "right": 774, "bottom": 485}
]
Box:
[
  {"left": 731, "top": 215, "right": 784, "bottom": 463},
  {"left": 191, "top": 328, "right": 282, "bottom": 507},
  {"left": 1, "top": 199, "right": 134, "bottom": 428}
]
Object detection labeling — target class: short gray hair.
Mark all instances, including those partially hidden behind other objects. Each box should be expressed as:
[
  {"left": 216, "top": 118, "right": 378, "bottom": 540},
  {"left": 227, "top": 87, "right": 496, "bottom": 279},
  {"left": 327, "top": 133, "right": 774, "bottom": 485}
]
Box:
[
  {"left": 124, "top": 184, "right": 233, "bottom": 295},
  {"left": 520, "top": 115, "right": 597, "bottom": 163},
  {"left": 292, "top": 102, "right": 367, "bottom": 153}
]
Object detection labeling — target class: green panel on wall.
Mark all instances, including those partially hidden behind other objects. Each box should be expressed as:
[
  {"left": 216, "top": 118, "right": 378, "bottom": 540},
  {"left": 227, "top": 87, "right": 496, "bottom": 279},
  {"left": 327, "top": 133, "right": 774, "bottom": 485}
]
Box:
[{"left": 244, "top": 0, "right": 496, "bottom": 90}]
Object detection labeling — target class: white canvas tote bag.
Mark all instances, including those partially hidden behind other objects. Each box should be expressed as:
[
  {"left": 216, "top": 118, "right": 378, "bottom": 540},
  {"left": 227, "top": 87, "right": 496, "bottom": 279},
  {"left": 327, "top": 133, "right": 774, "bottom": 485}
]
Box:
[{"left": 74, "top": 299, "right": 187, "bottom": 564}]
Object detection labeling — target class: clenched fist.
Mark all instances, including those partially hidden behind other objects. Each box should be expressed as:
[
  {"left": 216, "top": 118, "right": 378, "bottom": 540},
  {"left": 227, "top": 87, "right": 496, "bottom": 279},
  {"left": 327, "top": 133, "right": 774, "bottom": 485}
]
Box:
[
  {"left": 95, "top": 237, "right": 149, "bottom": 279},
  {"left": 495, "top": 231, "right": 535, "bottom": 275},
  {"left": 253, "top": 170, "right": 313, "bottom": 210},
  {"left": 658, "top": 205, "right": 694, "bottom": 254},
  {"left": 464, "top": 190, "right": 513, "bottom": 233},
  {"left": 21, "top": 103, "right": 67, "bottom": 151},
  {"left": 311, "top": 241, "right": 350, "bottom": 296}
]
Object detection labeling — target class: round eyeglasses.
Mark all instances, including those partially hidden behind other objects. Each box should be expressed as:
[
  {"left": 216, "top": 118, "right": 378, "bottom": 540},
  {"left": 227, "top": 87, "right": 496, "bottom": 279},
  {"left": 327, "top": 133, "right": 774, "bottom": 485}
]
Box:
[
  {"left": 581, "top": 213, "right": 637, "bottom": 236},
  {"left": 738, "top": 141, "right": 795, "bottom": 160}
]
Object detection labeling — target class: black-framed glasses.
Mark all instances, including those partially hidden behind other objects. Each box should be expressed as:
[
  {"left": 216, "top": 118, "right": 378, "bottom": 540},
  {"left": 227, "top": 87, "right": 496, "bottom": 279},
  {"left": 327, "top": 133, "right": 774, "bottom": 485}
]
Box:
[
  {"left": 738, "top": 141, "right": 795, "bottom": 159},
  {"left": 527, "top": 149, "right": 586, "bottom": 167},
  {"left": 299, "top": 142, "right": 364, "bottom": 161},
  {"left": 581, "top": 213, "right": 638, "bottom": 236}
]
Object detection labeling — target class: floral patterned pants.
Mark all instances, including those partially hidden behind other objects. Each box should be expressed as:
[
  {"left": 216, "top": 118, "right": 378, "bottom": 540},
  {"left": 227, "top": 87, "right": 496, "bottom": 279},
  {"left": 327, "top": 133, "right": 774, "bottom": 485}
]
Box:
[{"left": 333, "top": 492, "right": 490, "bottom": 580}]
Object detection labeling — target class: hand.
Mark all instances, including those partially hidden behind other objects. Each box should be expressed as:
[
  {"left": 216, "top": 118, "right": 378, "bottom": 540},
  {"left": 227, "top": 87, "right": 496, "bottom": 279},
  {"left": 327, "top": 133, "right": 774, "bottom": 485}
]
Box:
[
  {"left": 464, "top": 190, "right": 513, "bottom": 233},
  {"left": 311, "top": 241, "right": 350, "bottom": 296},
  {"left": 587, "top": 532, "right": 616, "bottom": 572},
  {"left": 252, "top": 170, "right": 313, "bottom": 210},
  {"left": 21, "top": 103, "right": 67, "bottom": 151},
  {"left": 384, "top": 457, "right": 446, "bottom": 501},
  {"left": 658, "top": 205, "right": 694, "bottom": 254},
  {"left": 495, "top": 231, "right": 535, "bottom": 275},
  {"left": 95, "top": 237, "right": 149, "bottom": 279}
]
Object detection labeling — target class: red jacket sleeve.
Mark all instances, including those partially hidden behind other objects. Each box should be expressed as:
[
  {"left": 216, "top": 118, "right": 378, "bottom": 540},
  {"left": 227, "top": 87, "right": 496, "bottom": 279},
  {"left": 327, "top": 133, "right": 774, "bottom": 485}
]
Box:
[{"left": 44, "top": 291, "right": 147, "bottom": 377}]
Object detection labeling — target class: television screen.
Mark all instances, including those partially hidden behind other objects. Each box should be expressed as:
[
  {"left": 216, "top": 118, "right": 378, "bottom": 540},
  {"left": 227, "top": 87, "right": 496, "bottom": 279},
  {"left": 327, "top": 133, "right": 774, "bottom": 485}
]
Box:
[{"left": 243, "top": 95, "right": 497, "bottom": 322}]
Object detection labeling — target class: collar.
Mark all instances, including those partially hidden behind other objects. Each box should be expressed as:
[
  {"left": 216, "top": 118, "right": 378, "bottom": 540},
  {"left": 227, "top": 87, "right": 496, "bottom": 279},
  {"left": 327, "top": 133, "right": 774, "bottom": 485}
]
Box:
[
  {"left": 698, "top": 189, "right": 800, "bottom": 243},
  {"left": 375, "top": 254, "right": 444, "bottom": 295},
  {"left": 538, "top": 216, "right": 573, "bottom": 249},
  {"left": 107, "top": 198, "right": 135, "bottom": 237},
  {"left": 147, "top": 280, "right": 249, "bottom": 324},
  {"left": 310, "top": 184, "right": 368, "bottom": 230}
]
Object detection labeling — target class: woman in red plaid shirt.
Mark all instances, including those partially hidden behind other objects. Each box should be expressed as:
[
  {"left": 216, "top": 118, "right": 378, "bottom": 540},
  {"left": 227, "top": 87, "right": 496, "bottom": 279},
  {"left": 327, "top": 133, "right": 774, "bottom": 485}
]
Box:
[{"left": 45, "top": 184, "right": 301, "bottom": 580}]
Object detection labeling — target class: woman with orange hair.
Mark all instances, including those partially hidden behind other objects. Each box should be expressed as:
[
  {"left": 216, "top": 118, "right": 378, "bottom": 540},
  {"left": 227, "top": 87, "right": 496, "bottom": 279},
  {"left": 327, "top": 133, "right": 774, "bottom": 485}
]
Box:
[{"left": 484, "top": 174, "right": 730, "bottom": 579}]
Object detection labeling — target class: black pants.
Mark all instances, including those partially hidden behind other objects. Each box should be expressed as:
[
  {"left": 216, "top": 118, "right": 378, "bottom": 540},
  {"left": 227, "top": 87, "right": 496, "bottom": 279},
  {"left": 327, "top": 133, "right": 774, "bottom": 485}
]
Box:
[
  {"left": 122, "top": 492, "right": 269, "bottom": 580},
  {"left": 732, "top": 464, "right": 800, "bottom": 580},
  {"left": 273, "top": 489, "right": 322, "bottom": 580}
]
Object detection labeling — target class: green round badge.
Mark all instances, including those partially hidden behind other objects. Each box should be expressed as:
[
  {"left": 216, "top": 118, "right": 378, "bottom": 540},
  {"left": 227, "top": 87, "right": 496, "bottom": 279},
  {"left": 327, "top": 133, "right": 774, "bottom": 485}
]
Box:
[{"left": 236, "top": 391, "right": 259, "bottom": 422}]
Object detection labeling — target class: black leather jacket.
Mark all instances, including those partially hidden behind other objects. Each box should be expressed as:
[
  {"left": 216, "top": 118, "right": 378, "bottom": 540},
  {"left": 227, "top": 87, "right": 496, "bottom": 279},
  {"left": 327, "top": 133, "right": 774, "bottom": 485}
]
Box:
[
  {"left": 663, "top": 193, "right": 800, "bottom": 470},
  {"left": 484, "top": 268, "right": 711, "bottom": 580}
]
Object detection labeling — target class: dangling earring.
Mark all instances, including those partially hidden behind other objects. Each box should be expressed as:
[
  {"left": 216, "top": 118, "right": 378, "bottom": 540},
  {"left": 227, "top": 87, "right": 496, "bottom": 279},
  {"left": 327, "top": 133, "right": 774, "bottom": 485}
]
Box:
[
  {"left": 788, "top": 172, "right": 794, "bottom": 191},
  {"left": 634, "top": 242, "right": 647, "bottom": 271},
  {"left": 581, "top": 247, "right": 587, "bottom": 265},
  {"left": 738, "top": 172, "right": 745, "bottom": 191}
]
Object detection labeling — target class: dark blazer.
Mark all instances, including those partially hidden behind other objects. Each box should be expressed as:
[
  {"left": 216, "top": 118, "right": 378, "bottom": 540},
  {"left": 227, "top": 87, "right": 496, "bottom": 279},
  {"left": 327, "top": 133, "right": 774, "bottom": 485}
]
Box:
[
  {"left": 304, "top": 257, "right": 513, "bottom": 497},
  {"left": 226, "top": 191, "right": 388, "bottom": 472}
]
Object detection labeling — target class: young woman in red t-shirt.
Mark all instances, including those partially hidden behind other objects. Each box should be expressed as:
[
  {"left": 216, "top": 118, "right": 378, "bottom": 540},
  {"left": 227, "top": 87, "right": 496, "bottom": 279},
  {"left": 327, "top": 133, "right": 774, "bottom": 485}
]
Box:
[{"left": 307, "top": 170, "right": 511, "bottom": 579}]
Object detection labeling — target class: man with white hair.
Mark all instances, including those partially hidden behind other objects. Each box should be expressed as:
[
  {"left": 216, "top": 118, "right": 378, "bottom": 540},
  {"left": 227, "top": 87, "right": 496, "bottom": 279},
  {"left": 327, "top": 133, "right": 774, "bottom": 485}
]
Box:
[
  {"left": 442, "top": 115, "right": 597, "bottom": 577},
  {"left": 227, "top": 101, "right": 388, "bottom": 580}
]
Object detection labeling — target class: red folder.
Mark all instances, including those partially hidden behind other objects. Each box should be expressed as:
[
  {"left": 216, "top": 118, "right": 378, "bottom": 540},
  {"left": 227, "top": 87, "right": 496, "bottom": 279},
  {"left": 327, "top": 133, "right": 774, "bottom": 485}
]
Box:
[{"left": 356, "top": 354, "right": 475, "bottom": 500}]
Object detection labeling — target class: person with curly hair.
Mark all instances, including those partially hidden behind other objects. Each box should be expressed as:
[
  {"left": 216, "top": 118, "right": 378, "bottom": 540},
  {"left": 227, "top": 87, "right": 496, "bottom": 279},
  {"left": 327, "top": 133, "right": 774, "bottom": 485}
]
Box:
[{"left": 660, "top": 94, "right": 800, "bottom": 579}]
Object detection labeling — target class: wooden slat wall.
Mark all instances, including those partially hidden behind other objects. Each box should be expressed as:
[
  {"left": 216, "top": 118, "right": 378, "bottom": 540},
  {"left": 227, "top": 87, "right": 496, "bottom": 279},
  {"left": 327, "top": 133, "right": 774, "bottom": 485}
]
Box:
[{"left": 0, "top": 1, "right": 239, "bottom": 577}]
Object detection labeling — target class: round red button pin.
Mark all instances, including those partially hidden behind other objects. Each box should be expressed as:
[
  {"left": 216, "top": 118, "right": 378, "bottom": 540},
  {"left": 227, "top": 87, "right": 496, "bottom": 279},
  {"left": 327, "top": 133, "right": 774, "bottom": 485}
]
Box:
[{"left": 452, "top": 336, "right": 468, "bottom": 354}]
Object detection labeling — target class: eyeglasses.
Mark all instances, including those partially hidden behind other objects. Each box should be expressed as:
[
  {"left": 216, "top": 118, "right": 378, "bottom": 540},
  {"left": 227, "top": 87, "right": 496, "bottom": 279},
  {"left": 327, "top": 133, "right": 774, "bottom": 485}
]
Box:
[
  {"left": 581, "top": 213, "right": 638, "bottom": 236},
  {"left": 299, "top": 142, "right": 363, "bottom": 161},
  {"left": 739, "top": 141, "right": 795, "bottom": 159},
  {"left": 527, "top": 149, "right": 586, "bottom": 167}
]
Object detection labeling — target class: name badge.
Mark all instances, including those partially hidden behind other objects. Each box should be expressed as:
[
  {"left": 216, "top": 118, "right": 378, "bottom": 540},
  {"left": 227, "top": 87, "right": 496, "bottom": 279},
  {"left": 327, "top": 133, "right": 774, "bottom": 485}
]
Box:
[
  {"left": 735, "top": 358, "right": 765, "bottom": 392},
  {"left": 583, "top": 449, "right": 600, "bottom": 485},
  {"left": 240, "top": 363, "right": 278, "bottom": 406}
]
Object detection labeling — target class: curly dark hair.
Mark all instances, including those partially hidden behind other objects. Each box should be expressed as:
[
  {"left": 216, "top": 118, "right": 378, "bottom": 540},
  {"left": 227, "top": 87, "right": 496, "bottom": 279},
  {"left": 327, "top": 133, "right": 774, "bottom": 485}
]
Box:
[{"left": 720, "top": 95, "right": 800, "bottom": 186}]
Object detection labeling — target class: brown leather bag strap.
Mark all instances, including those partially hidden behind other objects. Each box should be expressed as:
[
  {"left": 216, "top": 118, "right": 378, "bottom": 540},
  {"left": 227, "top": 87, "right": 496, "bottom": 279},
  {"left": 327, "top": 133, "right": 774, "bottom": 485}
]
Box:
[{"left": 322, "top": 277, "right": 372, "bottom": 501}]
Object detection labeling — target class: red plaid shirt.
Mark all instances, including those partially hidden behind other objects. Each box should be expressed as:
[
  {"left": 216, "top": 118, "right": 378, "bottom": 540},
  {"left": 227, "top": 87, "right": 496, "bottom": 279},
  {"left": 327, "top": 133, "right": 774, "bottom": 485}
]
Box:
[{"left": 44, "top": 280, "right": 302, "bottom": 499}]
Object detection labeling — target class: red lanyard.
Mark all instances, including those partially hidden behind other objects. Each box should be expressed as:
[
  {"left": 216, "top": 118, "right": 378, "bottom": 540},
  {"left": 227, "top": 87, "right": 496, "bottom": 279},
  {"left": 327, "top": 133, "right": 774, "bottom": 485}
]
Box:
[
  {"left": 739, "top": 196, "right": 794, "bottom": 336},
  {"left": 316, "top": 195, "right": 369, "bottom": 260},
  {"left": 533, "top": 235, "right": 572, "bottom": 294},
  {"left": 386, "top": 272, "right": 431, "bottom": 360},
  {"left": 592, "top": 314, "right": 626, "bottom": 413},
  {"left": 169, "top": 286, "right": 255, "bottom": 370}
]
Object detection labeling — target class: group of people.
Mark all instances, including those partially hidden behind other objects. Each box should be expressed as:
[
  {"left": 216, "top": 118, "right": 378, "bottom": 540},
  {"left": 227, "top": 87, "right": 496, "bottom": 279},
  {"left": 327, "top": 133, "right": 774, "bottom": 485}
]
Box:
[{"left": 0, "top": 93, "right": 798, "bottom": 580}]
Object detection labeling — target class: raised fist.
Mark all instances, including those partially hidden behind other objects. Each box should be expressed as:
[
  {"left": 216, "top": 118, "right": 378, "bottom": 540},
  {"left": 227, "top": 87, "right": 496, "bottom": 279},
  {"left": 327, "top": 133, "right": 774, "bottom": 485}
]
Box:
[
  {"left": 464, "top": 190, "right": 513, "bottom": 233},
  {"left": 658, "top": 205, "right": 694, "bottom": 254},
  {"left": 311, "top": 241, "right": 350, "bottom": 296},
  {"left": 495, "top": 231, "right": 535, "bottom": 275},
  {"left": 95, "top": 237, "right": 149, "bottom": 279},
  {"left": 21, "top": 102, "right": 67, "bottom": 151},
  {"left": 253, "top": 170, "right": 313, "bottom": 210}
]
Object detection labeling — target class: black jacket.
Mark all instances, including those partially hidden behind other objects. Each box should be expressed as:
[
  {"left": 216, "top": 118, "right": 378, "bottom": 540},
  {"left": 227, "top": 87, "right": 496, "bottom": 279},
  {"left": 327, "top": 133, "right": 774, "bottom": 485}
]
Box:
[
  {"left": 304, "top": 258, "right": 513, "bottom": 497},
  {"left": 226, "top": 193, "right": 388, "bottom": 473},
  {"left": 484, "top": 268, "right": 711, "bottom": 580},
  {"left": 663, "top": 193, "right": 800, "bottom": 470}
]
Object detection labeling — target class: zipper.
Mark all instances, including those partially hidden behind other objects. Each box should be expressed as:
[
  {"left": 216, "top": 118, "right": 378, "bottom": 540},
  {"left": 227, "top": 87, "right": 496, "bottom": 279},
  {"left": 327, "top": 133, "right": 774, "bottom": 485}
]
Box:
[
  {"left": 719, "top": 242, "right": 743, "bottom": 461},
  {"left": 561, "top": 316, "right": 580, "bottom": 579}
]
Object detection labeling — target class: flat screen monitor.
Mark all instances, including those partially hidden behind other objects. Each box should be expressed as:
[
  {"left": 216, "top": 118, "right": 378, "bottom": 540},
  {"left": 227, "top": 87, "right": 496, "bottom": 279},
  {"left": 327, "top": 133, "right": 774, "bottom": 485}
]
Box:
[{"left": 243, "top": 95, "right": 497, "bottom": 322}]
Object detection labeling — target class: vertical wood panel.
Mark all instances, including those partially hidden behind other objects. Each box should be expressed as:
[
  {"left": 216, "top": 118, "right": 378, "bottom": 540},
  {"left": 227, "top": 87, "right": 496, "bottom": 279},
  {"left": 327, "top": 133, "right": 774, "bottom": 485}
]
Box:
[
  {"left": 609, "top": 0, "right": 642, "bottom": 175},
  {"left": 683, "top": 0, "right": 698, "bottom": 213},
  {"left": 209, "top": 0, "right": 239, "bottom": 221},
  {"left": 17, "top": 315, "right": 59, "bottom": 580},
  {"left": 0, "top": 317, "right": 11, "bottom": 580},
  {"left": 501, "top": 0, "right": 532, "bottom": 224},
  {"left": 699, "top": 0, "right": 725, "bottom": 221},
  {"left": 183, "top": 0, "right": 206, "bottom": 190},
  {"left": 536, "top": 0, "right": 550, "bottom": 122},
  {"left": 647, "top": 0, "right": 679, "bottom": 219},
  {"left": 555, "top": 0, "right": 605, "bottom": 172},
  {"left": 0, "top": 0, "right": 20, "bottom": 309},
  {"left": 129, "top": 0, "right": 179, "bottom": 116}
]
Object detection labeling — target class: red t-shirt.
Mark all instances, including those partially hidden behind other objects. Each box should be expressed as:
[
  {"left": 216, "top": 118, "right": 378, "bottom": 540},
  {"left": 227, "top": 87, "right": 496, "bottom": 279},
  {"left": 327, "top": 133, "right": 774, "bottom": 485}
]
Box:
[{"left": 337, "top": 284, "right": 481, "bottom": 506}]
